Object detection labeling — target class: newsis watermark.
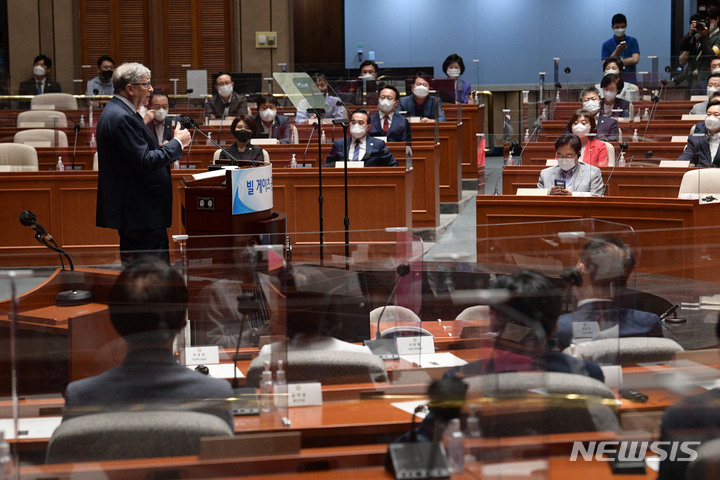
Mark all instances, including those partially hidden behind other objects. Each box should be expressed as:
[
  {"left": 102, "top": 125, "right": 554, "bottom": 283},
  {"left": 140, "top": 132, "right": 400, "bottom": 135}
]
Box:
[{"left": 570, "top": 441, "right": 701, "bottom": 462}]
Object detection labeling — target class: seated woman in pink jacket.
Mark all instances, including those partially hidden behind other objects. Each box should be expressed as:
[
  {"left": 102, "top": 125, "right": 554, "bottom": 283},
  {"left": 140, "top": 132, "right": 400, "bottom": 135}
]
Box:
[{"left": 564, "top": 109, "right": 610, "bottom": 167}]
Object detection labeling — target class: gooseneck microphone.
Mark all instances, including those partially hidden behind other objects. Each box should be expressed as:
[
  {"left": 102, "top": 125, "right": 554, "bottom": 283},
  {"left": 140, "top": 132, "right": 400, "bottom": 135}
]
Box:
[
  {"left": 180, "top": 116, "right": 250, "bottom": 167},
  {"left": 301, "top": 123, "right": 316, "bottom": 167},
  {"left": 602, "top": 142, "right": 628, "bottom": 196},
  {"left": 374, "top": 263, "right": 411, "bottom": 339},
  {"left": 19, "top": 210, "right": 93, "bottom": 305},
  {"left": 72, "top": 123, "right": 81, "bottom": 169}
]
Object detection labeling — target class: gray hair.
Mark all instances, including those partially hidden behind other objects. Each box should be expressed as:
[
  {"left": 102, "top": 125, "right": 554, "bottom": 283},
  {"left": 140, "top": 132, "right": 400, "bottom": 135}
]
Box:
[
  {"left": 579, "top": 86, "right": 600, "bottom": 101},
  {"left": 113, "top": 62, "right": 151, "bottom": 94}
]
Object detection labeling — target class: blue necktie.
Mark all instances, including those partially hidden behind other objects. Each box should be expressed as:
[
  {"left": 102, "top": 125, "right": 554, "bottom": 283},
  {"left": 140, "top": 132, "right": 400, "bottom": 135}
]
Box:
[
  {"left": 352, "top": 139, "right": 361, "bottom": 161},
  {"left": 37, "top": 82, "right": 42, "bottom": 95}
]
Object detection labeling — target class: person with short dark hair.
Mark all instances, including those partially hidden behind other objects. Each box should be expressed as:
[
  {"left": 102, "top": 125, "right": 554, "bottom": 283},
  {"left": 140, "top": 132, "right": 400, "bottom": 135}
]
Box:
[
  {"left": 579, "top": 86, "right": 618, "bottom": 142},
  {"left": 563, "top": 109, "right": 609, "bottom": 167},
  {"left": 86, "top": 55, "right": 115, "bottom": 96},
  {"left": 553, "top": 236, "right": 663, "bottom": 350},
  {"left": 62, "top": 258, "right": 234, "bottom": 428},
  {"left": 252, "top": 94, "right": 292, "bottom": 144},
  {"left": 537, "top": 134, "right": 603, "bottom": 196},
  {"left": 359, "top": 60, "right": 379, "bottom": 79},
  {"left": 325, "top": 108, "right": 398, "bottom": 166},
  {"left": 694, "top": 6, "right": 720, "bottom": 92},
  {"left": 368, "top": 85, "right": 411, "bottom": 142},
  {"left": 19, "top": 54, "right": 61, "bottom": 96},
  {"left": 219, "top": 114, "right": 264, "bottom": 163},
  {"left": 144, "top": 90, "right": 174, "bottom": 144},
  {"left": 596, "top": 57, "right": 639, "bottom": 102},
  {"left": 206, "top": 72, "right": 248, "bottom": 120},
  {"left": 691, "top": 73, "right": 720, "bottom": 114},
  {"left": 678, "top": 99, "right": 720, "bottom": 166},
  {"left": 442, "top": 53, "right": 471, "bottom": 104},
  {"left": 601, "top": 13, "right": 639, "bottom": 84},
  {"left": 295, "top": 73, "right": 345, "bottom": 124},
  {"left": 599, "top": 73, "right": 630, "bottom": 118},
  {"left": 397, "top": 72, "right": 446, "bottom": 123},
  {"left": 678, "top": 13, "right": 706, "bottom": 91}
]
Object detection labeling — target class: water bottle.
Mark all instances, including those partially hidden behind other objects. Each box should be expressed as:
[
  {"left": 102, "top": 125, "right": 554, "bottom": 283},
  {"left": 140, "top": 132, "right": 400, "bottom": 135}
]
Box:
[
  {"left": 88, "top": 107, "right": 93, "bottom": 127},
  {"left": 290, "top": 153, "right": 297, "bottom": 168},
  {"left": 618, "top": 151, "right": 626, "bottom": 167},
  {"left": 56, "top": 156, "right": 64, "bottom": 171},
  {"left": 506, "top": 151, "right": 514, "bottom": 166},
  {"left": 540, "top": 107, "right": 547, "bottom": 121},
  {"left": 79, "top": 115, "right": 85, "bottom": 127},
  {"left": 443, "top": 418, "right": 465, "bottom": 473},
  {"left": 206, "top": 132, "right": 213, "bottom": 146},
  {"left": 89, "top": 133, "right": 97, "bottom": 147},
  {"left": 321, "top": 131, "right": 326, "bottom": 144},
  {"left": 274, "top": 359, "right": 287, "bottom": 409},
  {"left": 173, "top": 160, "right": 180, "bottom": 170},
  {"left": 632, "top": 129, "right": 639, "bottom": 142},
  {"left": 0, "top": 432, "right": 12, "bottom": 480},
  {"left": 260, "top": 361, "right": 274, "bottom": 414},
  {"left": 466, "top": 415, "right": 482, "bottom": 438},
  {"left": 642, "top": 108, "right": 650, "bottom": 121},
  {"left": 523, "top": 129, "right": 530, "bottom": 143}
]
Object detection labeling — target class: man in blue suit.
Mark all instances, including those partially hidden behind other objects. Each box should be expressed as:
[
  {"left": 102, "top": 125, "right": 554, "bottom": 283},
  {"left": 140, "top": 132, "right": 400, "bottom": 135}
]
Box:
[
  {"left": 325, "top": 109, "right": 398, "bottom": 167},
  {"left": 368, "top": 85, "right": 411, "bottom": 143},
  {"left": 397, "top": 72, "right": 446, "bottom": 122},
  {"left": 554, "top": 237, "right": 663, "bottom": 350},
  {"left": 96, "top": 63, "right": 191, "bottom": 264},
  {"left": 678, "top": 99, "right": 720, "bottom": 167}
]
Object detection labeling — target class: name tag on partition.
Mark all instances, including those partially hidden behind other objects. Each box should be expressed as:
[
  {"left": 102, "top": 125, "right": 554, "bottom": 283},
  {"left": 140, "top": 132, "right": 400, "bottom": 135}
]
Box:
[
  {"left": 287, "top": 382, "right": 322, "bottom": 407},
  {"left": 572, "top": 322, "right": 600, "bottom": 339},
  {"left": 395, "top": 336, "right": 435, "bottom": 355},
  {"left": 184, "top": 346, "right": 220, "bottom": 366}
]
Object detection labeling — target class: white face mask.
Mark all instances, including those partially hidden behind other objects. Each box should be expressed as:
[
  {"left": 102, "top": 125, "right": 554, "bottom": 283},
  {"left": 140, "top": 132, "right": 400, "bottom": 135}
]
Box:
[
  {"left": 705, "top": 115, "right": 720, "bottom": 131},
  {"left": 378, "top": 98, "right": 396, "bottom": 113},
  {"left": 360, "top": 73, "right": 375, "bottom": 80},
  {"left": 350, "top": 123, "right": 366, "bottom": 139},
  {"left": 259, "top": 108, "right": 276, "bottom": 122},
  {"left": 33, "top": 65, "right": 46, "bottom": 77},
  {"left": 613, "top": 28, "right": 626, "bottom": 37},
  {"left": 154, "top": 108, "right": 167, "bottom": 121},
  {"left": 447, "top": 68, "right": 461, "bottom": 78},
  {"left": 603, "top": 90, "right": 617, "bottom": 101},
  {"left": 413, "top": 85, "right": 430, "bottom": 98},
  {"left": 708, "top": 87, "right": 719, "bottom": 98},
  {"left": 558, "top": 157, "right": 576, "bottom": 172},
  {"left": 582, "top": 99, "right": 601, "bottom": 114},
  {"left": 572, "top": 123, "right": 591, "bottom": 137},
  {"left": 713, "top": 68, "right": 720, "bottom": 75},
  {"left": 217, "top": 84, "right": 233, "bottom": 97},
  {"left": 604, "top": 69, "right": 620, "bottom": 75}
]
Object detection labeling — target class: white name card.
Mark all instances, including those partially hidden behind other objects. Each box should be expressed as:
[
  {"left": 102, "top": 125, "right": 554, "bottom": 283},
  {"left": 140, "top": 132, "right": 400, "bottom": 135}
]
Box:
[
  {"left": 395, "top": 335, "right": 435, "bottom": 355},
  {"left": 572, "top": 321, "right": 600, "bottom": 339},
  {"left": 287, "top": 382, "right": 322, "bottom": 407},
  {"left": 184, "top": 346, "right": 220, "bottom": 366},
  {"left": 334, "top": 161, "right": 364, "bottom": 168}
]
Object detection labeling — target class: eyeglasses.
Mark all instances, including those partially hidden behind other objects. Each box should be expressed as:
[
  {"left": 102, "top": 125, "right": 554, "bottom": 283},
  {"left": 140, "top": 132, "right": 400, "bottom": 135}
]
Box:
[
  {"left": 557, "top": 155, "right": 577, "bottom": 160},
  {"left": 131, "top": 82, "right": 152, "bottom": 88}
]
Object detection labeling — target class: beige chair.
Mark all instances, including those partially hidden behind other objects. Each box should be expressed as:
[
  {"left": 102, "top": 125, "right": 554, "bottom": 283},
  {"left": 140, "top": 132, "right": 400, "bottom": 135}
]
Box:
[
  {"left": 291, "top": 124, "right": 299, "bottom": 144},
  {"left": 45, "top": 411, "right": 233, "bottom": 463},
  {"left": 14, "top": 129, "right": 68, "bottom": 147},
  {"left": 370, "top": 305, "right": 421, "bottom": 325},
  {"left": 17, "top": 110, "right": 68, "bottom": 128},
  {"left": 604, "top": 142, "right": 615, "bottom": 166},
  {"left": 31, "top": 92, "right": 78, "bottom": 110},
  {"left": 678, "top": 169, "right": 720, "bottom": 197},
  {"left": 563, "top": 337, "right": 684, "bottom": 365},
  {"left": 0, "top": 144, "right": 39, "bottom": 171},
  {"left": 245, "top": 351, "right": 388, "bottom": 387},
  {"left": 212, "top": 148, "right": 269, "bottom": 163},
  {"left": 93, "top": 151, "right": 98, "bottom": 170}
]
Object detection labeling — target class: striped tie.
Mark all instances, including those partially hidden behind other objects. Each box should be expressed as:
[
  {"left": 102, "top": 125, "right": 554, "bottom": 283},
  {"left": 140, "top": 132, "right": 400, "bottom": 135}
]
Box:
[
  {"left": 352, "top": 139, "right": 361, "bottom": 161},
  {"left": 383, "top": 115, "right": 389, "bottom": 133}
]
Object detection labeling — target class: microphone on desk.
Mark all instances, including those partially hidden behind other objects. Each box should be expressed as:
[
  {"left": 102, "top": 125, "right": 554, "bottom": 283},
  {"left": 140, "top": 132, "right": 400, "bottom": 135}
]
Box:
[
  {"left": 18, "top": 210, "right": 93, "bottom": 305},
  {"left": 301, "top": 123, "right": 316, "bottom": 167},
  {"left": 71, "top": 123, "right": 81, "bottom": 170},
  {"left": 363, "top": 263, "right": 411, "bottom": 360},
  {"left": 373, "top": 263, "right": 411, "bottom": 340},
  {"left": 603, "top": 142, "right": 628, "bottom": 196},
  {"left": 519, "top": 118, "right": 543, "bottom": 159},
  {"left": 185, "top": 88, "right": 194, "bottom": 116},
  {"left": 493, "top": 141, "right": 521, "bottom": 195},
  {"left": 180, "top": 116, "right": 246, "bottom": 167}
]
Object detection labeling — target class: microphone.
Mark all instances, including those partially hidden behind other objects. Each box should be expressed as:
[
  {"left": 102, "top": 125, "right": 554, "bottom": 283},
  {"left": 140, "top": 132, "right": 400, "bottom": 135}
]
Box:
[
  {"left": 185, "top": 88, "right": 193, "bottom": 116},
  {"left": 71, "top": 123, "right": 81, "bottom": 170},
  {"left": 641, "top": 90, "right": 661, "bottom": 141},
  {"left": 181, "top": 116, "right": 247, "bottom": 167},
  {"left": 519, "top": 118, "right": 542, "bottom": 159},
  {"left": 301, "top": 123, "right": 316, "bottom": 167},
  {"left": 373, "top": 263, "right": 411, "bottom": 340},
  {"left": 602, "top": 142, "right": 628, "bottom": 196},
  {"left": 19, "top": 210, "right": 93, "bottom": 305},
  {"left": 93, "top": 88, "right": 99, "bottom": 96},
  {"left": 493, "top": 141, "right": 521, "bottom": 195}
]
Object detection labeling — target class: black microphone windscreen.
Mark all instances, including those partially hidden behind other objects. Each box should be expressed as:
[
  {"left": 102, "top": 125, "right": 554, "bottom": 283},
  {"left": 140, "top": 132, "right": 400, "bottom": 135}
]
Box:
[
  {"left": 396, "top": 263, "right": 411, "bottom": 277},
  {"left": 19, "top": 210, "right": 36, "bottom": 227},
  {"left": 645, "top": 151, "right": 653, "bottom": 158},
  {"left": 181, "top": 116, "right": 196, "bottom": 129},
  {"left": 620, "top": 142, "right": 629, "bottom": 151},
  {"left": 93, "top": 89, "right": 99, "bottom": 95},
  {"left": 186, "top": 88, "right": 194, "bottom": 94}
]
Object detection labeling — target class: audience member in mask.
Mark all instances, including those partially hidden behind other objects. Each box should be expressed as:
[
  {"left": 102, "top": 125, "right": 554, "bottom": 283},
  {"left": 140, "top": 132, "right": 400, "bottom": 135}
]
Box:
[
  {"left": 325, "top": 109, "right": 398, "bottom": 166},
  {"left": 86, "top": 55, "right": 115, "bottom": 97},
  {"left": 207, "top": 73, "right": 248, "bottom": 120},
  {"left": 599, "top": 73, "right": 630, "bottom": 118},
  {"left": 691, "top": 73, "right": 720, "bottom": 114},
  {"left": 252, "top": 94, "right": 291, "bottom": 144},
  {"left": 537, "top": 134, "right": 603, "bottom": 196},
  {"left": 143, "top": 90, "right": 174, "bottom": 144},
  {"left": 563, "top": 109, "right": 609, "bottom": 167},
  {"left": 295, "top": 73, "right": 346, "bottom": 124},
  {"left": 678, "top": 99, "right": 720, "bottom": 167},
  {"left": 368, "top": 85, "right": 411, "bottom": 142},
  {"left": 397, "top": 72, "right": 446, "bottom": 123},
  {"left": 219, "top": 114, "right": 265, "bottom": 163},
  {"left": 579, "top": 87, "right": 618, "bottom": 142},
  {"left": 442, "top": 53, "right": 471, "bottom": 104},
  {"left": 594, "top": 57, "right": 639, "bottom": 102},
  {"left": 601, "top": 13, "right": 639, "bottom": 84}
]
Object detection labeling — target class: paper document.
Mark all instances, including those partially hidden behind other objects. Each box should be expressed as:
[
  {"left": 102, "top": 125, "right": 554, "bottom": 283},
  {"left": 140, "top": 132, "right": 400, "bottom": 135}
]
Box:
[{"left": 399, "top": 352, "right": 468, "bottom": 368}]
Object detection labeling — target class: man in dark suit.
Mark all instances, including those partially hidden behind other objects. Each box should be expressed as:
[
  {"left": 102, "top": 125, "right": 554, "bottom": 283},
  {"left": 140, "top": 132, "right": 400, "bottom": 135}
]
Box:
[
  {"left": 397, "top": 72, "right": 446, "bottom": 122},
  {"left": 553, "top": 237, "right": 663, "bottom": 350},
  {"left": 206, "top": 72, "right": 248, "bottom": 120},
  {"left": 325, "top": 108, "right": 398, "bottom": 167},
  {"left": 252, "top": 94, "right": 292, "bottom": 144},
  {"left": 369, "top": 85, "right": 411, "bottom": 143},
  {"left": 63, "top": 258, "right": 234, "bottom": 428},
  {"left": 96, "top": 62, "right": 191, "bottom": 265},
  {"left": 18, "top": 54, "right": 61, "bottom": 98},
  {"left": 579, "top": 87, "right": 619, "bottom": 142},
  {"left": 144, "top": 90, "right": 174, "bottom": 144},
  {"left": 678, "top": 99, "right": 720, "bottom": 167}
]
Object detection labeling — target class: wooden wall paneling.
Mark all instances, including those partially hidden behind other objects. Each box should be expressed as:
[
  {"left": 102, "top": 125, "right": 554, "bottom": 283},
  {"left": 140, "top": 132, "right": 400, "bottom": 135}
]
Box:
[
  {"left": 165, "top": 0, "right": 192, "bottom": 93},
  {"left": 118, "top": 0, "right": 150, "bottom": 65},
  {"left": 77, "top": 0, "right": 113, "bottom": 84},
  {"left": 292, "top": 0, "right": 344, "bottom": 70}
]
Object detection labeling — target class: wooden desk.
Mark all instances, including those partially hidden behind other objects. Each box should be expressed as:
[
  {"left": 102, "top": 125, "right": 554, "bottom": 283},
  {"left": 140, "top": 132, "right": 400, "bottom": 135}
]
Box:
[
  {"left": 476, "top": 195, "right": 720, "bottom": 281},
  {"left": 540, "top": 120, "right": 698, "bottom": 141},
  {"left": 502, "top": 166, "right": 689, "bottom": 198}
]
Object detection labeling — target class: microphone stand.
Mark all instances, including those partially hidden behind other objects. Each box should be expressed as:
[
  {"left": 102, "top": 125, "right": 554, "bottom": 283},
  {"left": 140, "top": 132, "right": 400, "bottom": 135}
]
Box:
[
  {"left": 181, "top": 117, "right": 242, "bottom": 166},
  {"left": 71, "top": 123, "right": 80, "bottom": 170},
  {"left": 333, "top": 118, "right": 351, "bottom": 267},
  {"left": 602, "top": 142, "right": 627, "bottom": 196},
  {"left": 309, "top": 107, "right": 326, "bottom": 264}
]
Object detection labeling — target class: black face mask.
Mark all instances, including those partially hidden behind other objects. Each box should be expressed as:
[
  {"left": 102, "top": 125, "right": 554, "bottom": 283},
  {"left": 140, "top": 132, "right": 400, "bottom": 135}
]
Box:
[
  {"left": 234, "top": 129, "right": 252, "bottom": 143},
  {"left": 100, "top": 70, "right": 113, "bottom": 81}
]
